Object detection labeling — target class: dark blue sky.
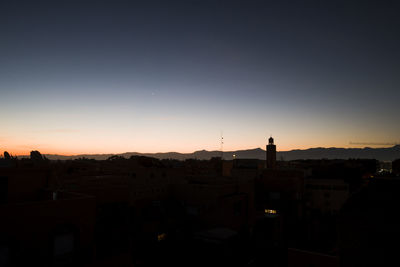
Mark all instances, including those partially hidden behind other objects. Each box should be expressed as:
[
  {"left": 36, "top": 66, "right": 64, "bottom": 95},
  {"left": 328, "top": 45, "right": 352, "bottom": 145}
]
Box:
[{"left": 1, "top": 0, "right": 399, "bottom": 154}]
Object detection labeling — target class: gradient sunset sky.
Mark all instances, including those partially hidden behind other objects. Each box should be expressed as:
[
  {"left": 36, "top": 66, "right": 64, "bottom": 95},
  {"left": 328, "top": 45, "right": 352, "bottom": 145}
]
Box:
[{"left": 1, "top": 0, "right": 399, "bottom": 155}]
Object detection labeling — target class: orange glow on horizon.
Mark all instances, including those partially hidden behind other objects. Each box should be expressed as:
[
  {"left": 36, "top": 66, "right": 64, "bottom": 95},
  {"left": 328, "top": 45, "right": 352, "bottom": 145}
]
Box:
[
  {"left": 2, "top": 129, "right": 395, "bottom": 157},
  {"left": 2, "top": 142, "right": 387, "bottom": 157}
]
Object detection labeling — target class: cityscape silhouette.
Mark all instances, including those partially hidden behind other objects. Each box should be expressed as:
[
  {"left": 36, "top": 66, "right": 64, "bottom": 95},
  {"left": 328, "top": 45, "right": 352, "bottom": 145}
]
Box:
[{"left": 1, "top": 1, "right": 400, "bottom": 266}]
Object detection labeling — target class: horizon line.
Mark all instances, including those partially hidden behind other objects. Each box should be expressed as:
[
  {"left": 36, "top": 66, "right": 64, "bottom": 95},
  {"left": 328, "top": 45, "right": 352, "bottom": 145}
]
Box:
[{"left": 7, "top": 144, "right": 398, "bottom": 157}]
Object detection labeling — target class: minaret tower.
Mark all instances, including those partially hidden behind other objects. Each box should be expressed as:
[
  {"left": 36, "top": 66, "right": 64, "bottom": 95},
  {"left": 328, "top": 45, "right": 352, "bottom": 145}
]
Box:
[{"left": 266, "top": 136, "right": 276, "bottom": 169}]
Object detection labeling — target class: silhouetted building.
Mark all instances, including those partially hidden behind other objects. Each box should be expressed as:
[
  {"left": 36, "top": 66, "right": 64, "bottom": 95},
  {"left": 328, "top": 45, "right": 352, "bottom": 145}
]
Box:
[
  {"left": 288, "top": 248, "right": 339, "bottom": 267},
  {"left": 266, "top": 136, "right": 277, "bottom": 169},
  {"left": 173, "top": 176, "right": 254, "bottom": 232},
  {"left": 0, "top": 189, "right": 95, "bottom": 266},
  {"left": 255, "top": 168, "right": 304, "bottom": 260},
  {"left": 338, "top": 177, "right": 400, "bottom": 266},
  {"left": 392, "top": 159, "right": 400, "bottom": 175},
  {"left": 0, "top": 167, "right": 51, "bottom": 203},
  {"left": 3, "top": 150, "right": 387, "bottom": 266},
  {"left": 290, "top": 159, "right": 377, "bottom": 193},
  {"left": 257, "top": 169, "right": 304, "bottom": 218},
  {"left": 190, "top": 228, "right": 242, "bottom": 267},
  {"left": 304, "top": 179, "right": 349, "bottom": 215}
]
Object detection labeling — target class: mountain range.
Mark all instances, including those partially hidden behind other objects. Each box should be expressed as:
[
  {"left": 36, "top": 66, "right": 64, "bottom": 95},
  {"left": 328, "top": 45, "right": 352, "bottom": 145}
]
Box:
[{"left": 36, "top": 145, "right": 400, "bottom": 161}]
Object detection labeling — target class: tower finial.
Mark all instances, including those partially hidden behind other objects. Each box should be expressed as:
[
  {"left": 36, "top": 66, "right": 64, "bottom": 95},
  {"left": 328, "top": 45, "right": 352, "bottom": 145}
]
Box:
[
  {"left": 220, "top": 131, "right": 224, "bottom": 159},
  {"left": 268, "top": 136, "right": 274, "bottom": 145}
]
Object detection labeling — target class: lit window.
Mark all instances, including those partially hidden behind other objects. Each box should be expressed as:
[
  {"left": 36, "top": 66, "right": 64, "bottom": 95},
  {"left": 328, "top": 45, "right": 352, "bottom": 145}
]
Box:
[
  {"left": 157, "top": 233, "right": 167, "bottom": 241},
  {"left": 264, "top": 209, "right": 277, "bottom": 214}
]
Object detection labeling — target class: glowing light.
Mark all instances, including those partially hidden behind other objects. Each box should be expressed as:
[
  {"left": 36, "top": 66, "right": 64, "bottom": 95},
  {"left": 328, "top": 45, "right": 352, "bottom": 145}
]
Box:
[
  {"left": 157, "top": 233, "right": 167, "bottom": 241},
  {"left": 264, "top": 209, "right": 277, "bottom": 214}
]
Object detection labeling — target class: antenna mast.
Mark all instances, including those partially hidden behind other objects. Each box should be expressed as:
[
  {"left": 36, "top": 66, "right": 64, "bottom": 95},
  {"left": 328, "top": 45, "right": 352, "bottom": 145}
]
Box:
[{"left": 220, "top": 131, "right": 224, "bottom": 160}]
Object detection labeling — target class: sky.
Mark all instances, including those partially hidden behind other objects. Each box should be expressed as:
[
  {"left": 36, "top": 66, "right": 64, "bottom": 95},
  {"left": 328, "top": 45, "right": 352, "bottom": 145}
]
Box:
[{"left": 1, "top": 0, "right": 399, "bottom": 155}]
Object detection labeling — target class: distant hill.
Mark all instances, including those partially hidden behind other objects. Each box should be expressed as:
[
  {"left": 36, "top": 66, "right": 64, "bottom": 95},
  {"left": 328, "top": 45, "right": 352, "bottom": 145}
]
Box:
[
  {"left": 19, "top": 145, "right": 400, "bottom": 161},
  {"left": 278, "top": 145, "right": 400, "bottom": 161}
]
